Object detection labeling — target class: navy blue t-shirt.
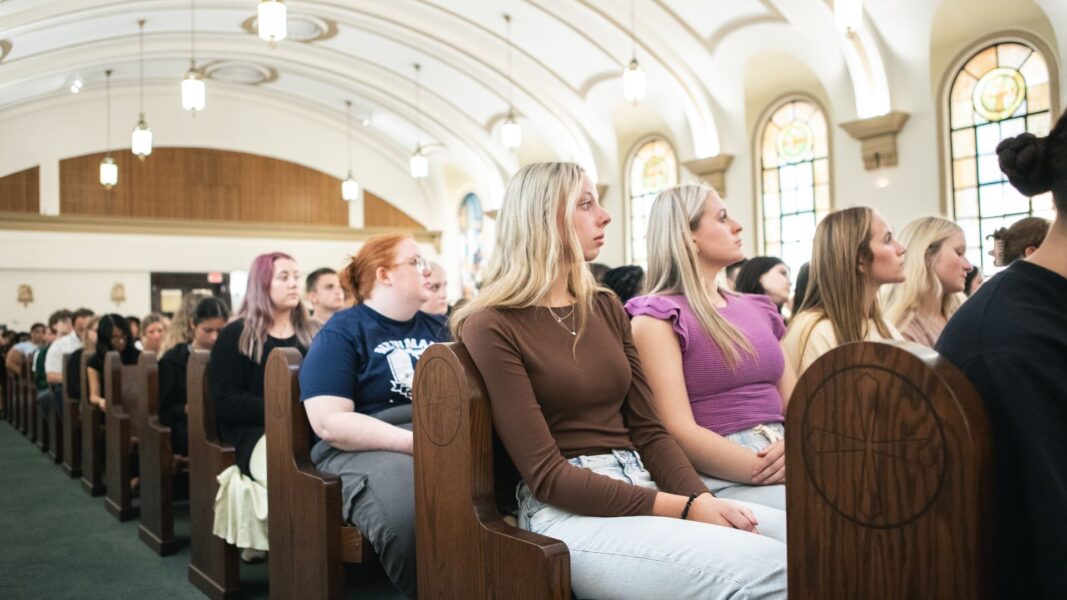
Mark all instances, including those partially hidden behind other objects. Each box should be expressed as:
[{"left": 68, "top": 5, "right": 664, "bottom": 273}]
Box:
[{"left": 299, "top": 303, "right": 449, "bottom": 415}]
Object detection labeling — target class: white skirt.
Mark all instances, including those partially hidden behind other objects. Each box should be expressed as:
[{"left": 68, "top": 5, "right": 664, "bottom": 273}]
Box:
[{"left": 212, "top": 435, "right": 269, "bottom": 551}]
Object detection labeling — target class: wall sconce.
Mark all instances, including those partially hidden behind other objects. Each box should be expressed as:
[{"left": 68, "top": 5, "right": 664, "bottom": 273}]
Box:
[
  {"left": 111, "top": 283, "right": 127, "bottom": 305},
  {"left": 17, "top": 284, "right": 34, "bottom": 307}
]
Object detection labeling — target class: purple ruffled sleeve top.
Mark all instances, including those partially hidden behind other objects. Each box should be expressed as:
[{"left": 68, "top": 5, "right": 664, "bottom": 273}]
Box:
[{"left": 625, "top": 293, "right": 787, "bottom": 436}]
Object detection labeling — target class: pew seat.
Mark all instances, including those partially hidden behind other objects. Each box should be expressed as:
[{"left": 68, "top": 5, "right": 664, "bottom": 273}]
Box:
[
  {"left": 61, "top": 352, "right": 82, "bottom": 477},
  {"left": 80, "top": 351, "right": 106, "bottom": 496},
  {"left": 137, "top": 351, "right": 188, "bottom": 556},
  {"left": 104, "top": 351, "right": 143, "bottom": 521}
]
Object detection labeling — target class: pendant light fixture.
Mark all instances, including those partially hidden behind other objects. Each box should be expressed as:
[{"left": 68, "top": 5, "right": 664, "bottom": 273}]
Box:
[
  {"left": 409, "top": 63, "right": 428, "bottom": 179},
  {"left": 131, "top": 19, "right": 153, "bottom": 159},
  {"left": 834, "top": 0, "right": 863, "bottom": 35},
  {"left": 622, "top": 0, "right": 646, "bottom": 104},
  {"left": 501, "top": 14, "right": 522, "bottom": 151},
  {"left": 181, "top": 0, "right": 206, "bottom": 113},
  {"left": 257, "top": 0, "right": 287, "bottom": 45},
  {"left": 100, "top": 69, "right": 118, "bottom": 189},
  {"left": 342, "top": 100, "right": 359, "bottom": 201}
]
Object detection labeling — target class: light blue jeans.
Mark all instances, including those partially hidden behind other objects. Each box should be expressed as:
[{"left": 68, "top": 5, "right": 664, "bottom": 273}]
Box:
[
  {"left": 517, "top": 450, "right": 787, "bottom": 599},
  {"left": 700, "top": 422, "right": 786, "bottom": 511}
]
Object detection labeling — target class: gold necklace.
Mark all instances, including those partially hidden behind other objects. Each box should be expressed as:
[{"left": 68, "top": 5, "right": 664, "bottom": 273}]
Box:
[{"left": 547, "top": 306, "right": 576, "bottom": 336}]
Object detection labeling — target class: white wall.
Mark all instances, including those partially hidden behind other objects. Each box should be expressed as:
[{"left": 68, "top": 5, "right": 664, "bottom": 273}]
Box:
[{"left": 0, "top": 229, "right": 440, "bottom": 330}]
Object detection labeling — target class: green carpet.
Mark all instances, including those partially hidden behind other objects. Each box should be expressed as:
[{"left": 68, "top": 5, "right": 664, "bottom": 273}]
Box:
[{"left": 0, "top": 422, "right": 402, "bottom": 599}]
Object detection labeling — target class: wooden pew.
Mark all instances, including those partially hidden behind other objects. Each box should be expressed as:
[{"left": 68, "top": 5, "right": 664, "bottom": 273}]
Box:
[
  {"left": 264, "top": 347, "right": 371, "bottom": 600},
  {"left": 186, "top": 348, "right": 239, "bottom": 599},
  {"left": 7, "top": 353, "right": 24, "bottom": 432},
  {"left": 137, "top": 351, "right": 185, "bottom": 555},
  {"left": 33, "top": 357, "right": 50, "bottom": 454},
  {"left": 25, "top": 356, "right": 37, "bottom": 442},
  {"left": 786, "top": 341, "right": 993, "bottom": 599},
  {"left": 104, "top": 351, "right": 143, "bottom": 521},
  {"left": 80, "top": 351, "right": 106, "bottom": 496},
  {"left": 61, "top": 352, "right": 83, "bottom": 477},
  {"left": 46, "top": 363, "right": 63, "bottom": 464},
  {"left": 412, "top": 342, "right": 571, "bottom": 599}
]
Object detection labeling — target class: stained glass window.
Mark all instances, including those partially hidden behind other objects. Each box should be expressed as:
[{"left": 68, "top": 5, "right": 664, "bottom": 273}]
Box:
[
  {"left": 949, "top": 42, "right": 1055, "bottom": 274},
  {"left": 458, "top": 193, "right": 484, "bottom": 299},
  {"left": 628, "top": 138, "right": 677, "bottom": 266},
  {"left": 759, "top": 99, "right": 831, "bottom": 277}
]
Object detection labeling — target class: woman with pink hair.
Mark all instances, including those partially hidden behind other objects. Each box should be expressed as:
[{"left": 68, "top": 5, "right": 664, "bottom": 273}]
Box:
[{"left": 207, "top": 252, "right": 319, "bottom": 562}]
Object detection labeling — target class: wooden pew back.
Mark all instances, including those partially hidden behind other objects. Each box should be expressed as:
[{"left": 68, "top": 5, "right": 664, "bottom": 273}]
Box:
[
  {"left": 185, "top": 348, "right": 239, "bottom": 599},
  {"left": 24, "top": 354, "right": 36, "bottom": 441},
  {"left": 61, "top": 352, "right": 82, "bottom": 477},
  {"left": 785, "top": 341, "right": 993, "bottom": 599},
  {"left": 104, "top": 351, "right": 143, "bottom": 521},
  {"left": 412, "top": 342, "right": 571, "bottom": 599},
  {"left": 80, "top": 351, "right": 105, "bottom": 495},
  {"left": 137, "top": 351, "right": 182, "bottom": 555},
  {"left": 264, "top": 346, "right": 368, "bottom": 600}
]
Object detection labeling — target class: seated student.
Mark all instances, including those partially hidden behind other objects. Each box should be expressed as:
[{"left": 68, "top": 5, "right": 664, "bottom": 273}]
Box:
[
  {"left": 627, "top": 185, "right": 796, "bottom": 512},
  {"left": 989, "top": 215, "right": 1051, "bottom": 266},
  {"left": 790, "top": 261, "right": 811, "bottom": 321},
  {"left": 419, "top": 261, "right": 450, "bottom": 316},
  {"left": 43, "top": 309, "right": 77, "bottom": 392},
  {"left": 602, "top": 265, "right": 645, "bottom": 304},
  {"left": 86, "top": 314, "right": 141, "bottom": 410},
  {"left": 300, "top": 234, "right": 447, "bottom": 599},
  {"left": 139, "top": 313, "right": 167, "bottom": 354},
  {"left": 159, "top": 297, "right": 230, "bottom": 457},
  {"left": 735, "top": 256, "right": 792, "bottom": 313},
  {"left": 5, "top": 322, "right": 44, "bottom": 374},
  {"left": 964, "top": 265, "right": 983, "bottom": 296},
  {"left": 306, "top": 267, "right": 345, "bottom": 324},
  {"left": 937, "top": 121, "right": 1067, "bottom": 597},
  {"left": 882, "top": 217, "right": 971, "bottom": 347},
  {"left": 64, "top": 316, "right": 100, "bottom": 404},
  {"left": 207, "top": 252, "right": 318, "bottom": 562},
  {"left": 724, "top": 258, "right": 746, "bottom": 291},
  {"left": 126, "top": 315, "right": 141, "bottom": 345},
  {"left": 454, "top": 163, "right": 786, "bottom": 600},
  {"left": 158, "top": 292, "right": 209, "bottom": 356},
  {"left": 782, "top": 207, "right": 905, "bottom": 377}
]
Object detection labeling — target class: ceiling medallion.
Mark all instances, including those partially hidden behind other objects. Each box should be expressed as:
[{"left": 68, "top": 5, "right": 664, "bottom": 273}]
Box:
[
  {"left": 202, "top": 61, "right": 279, "bottom": 86},
  {"left": 240, "top": 14, "right": 337, "bottom": 43}
]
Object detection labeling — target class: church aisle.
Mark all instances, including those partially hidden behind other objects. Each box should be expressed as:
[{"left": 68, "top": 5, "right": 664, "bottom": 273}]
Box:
[{"left": 0, "top": 424, "right": 401, "bottom": 599}]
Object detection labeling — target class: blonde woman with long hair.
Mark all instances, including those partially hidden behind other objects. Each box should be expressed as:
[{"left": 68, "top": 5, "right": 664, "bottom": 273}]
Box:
[
  {"left": 882, "top": 217, "right": 971, "bottom": 347},
  {"left": 782, "top": 206, "right": 906, "bottom": 376},
  {"left": 158, "top": 291, "right": 210, "bottom": 356},
  {"left": 453, "top": 162, "right": 786, "bottom": 599},
  {"left": 627, "top": 185, "right": 797, "bottom": 512}
]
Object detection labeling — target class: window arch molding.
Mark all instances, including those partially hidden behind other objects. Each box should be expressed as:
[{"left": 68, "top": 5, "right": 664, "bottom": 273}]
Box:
[
  {"left": 751, "top": 92, "right": 834, "bottom": 277},
  {"left": 936, "top": 31, "right": 1061, "bottom": 273},
  {"left": 623, "top": 134, "right": 680, "bottom": 266}
]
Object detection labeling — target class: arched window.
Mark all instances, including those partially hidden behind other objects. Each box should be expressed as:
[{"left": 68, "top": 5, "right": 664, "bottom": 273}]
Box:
[
  {"left": 458, "top": 192, "right": 485, "bottom": 299},
  {"left": 627, "top": 138, "right": 677, "bottom": 267},
  {"left": 758, "top": 98, "right": 831, "bottom": 278},
  {"left": 948, "top": 41, "right": 1056, "bottom": 274}
]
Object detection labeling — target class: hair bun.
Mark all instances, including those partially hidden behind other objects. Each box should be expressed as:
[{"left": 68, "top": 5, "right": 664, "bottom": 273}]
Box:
[{"left": 996, "top": 132, "right": 1052, "bottom": 196}]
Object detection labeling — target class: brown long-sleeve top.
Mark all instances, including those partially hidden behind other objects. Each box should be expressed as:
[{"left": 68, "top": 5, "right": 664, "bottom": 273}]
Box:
[{"left": 462, "top": 291, "right": 708, "bottom": 517}]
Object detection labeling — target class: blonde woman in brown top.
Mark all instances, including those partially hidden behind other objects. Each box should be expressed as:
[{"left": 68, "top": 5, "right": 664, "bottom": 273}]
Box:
[
  {"left": 882, "top": 217, "right": 972, "bottom": 347},
  {"left": 452, "top": 162, "right": 786, "bottom": 599}
]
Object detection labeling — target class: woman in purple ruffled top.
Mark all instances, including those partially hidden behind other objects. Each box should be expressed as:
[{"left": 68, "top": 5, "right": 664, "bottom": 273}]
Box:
[{"left": 626, "top": 184, "right": 797, "bottom": 511}]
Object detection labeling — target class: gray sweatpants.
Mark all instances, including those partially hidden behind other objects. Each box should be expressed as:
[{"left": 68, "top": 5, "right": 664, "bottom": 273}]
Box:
[{"left": 309, "top": 405, "right": 416, "bottom": 599}]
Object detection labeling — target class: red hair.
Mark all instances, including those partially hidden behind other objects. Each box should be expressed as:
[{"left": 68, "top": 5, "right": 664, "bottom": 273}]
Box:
[{"left": 342, "top": 233, "right": 410, "bottom": 303}]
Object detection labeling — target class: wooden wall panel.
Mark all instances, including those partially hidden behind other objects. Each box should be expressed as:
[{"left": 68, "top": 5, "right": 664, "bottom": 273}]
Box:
[
  {"left": 0, "top": 166, "right": 40, "bottom": 213},
  {"left": 59, "top": 148, "right": 415, "bottom": 228},
  {"left": 363, "top": 191, "right": 424, "bottom": 230}
]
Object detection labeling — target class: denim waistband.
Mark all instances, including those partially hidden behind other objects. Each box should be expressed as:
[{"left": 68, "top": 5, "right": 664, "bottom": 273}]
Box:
[{"left": 567, "top": 449, "right": 644, "bottom": 471}]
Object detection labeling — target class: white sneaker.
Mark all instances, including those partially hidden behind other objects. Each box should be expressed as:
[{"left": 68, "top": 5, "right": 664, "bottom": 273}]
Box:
[{"left": 240, "top": 548, "right": 268, "bottom": 564}]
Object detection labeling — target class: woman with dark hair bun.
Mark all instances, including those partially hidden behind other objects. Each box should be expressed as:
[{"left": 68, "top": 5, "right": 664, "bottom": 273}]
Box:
[
  {"left": 159, "top": 297, "right": 231, "bottom": 457},
  {"left": 937, "top": 113, "right": 1067, "bottom": 598},
  {"left": 734, "top": 257, "right": 791, "bottom": 312},
  {"left": 86, "top": 314, "right": 140, "bottom": 410}
]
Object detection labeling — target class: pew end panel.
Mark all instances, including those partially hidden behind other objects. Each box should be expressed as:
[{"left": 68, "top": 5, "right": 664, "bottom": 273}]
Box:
[
  {"left": 137, "top": 351, "right": 182, "bottom": 556},
  {"left": 104, "top": 351, "right": 140, "bottom": 521},
  {"left": 186, "top": 349, "right": 240, "bottom": 600},
  {"left": 785, "top": 341, "right": 993, "bottom": 600},
  {"left": 413, "top": 342, "right": 571, "bottom": 600},
  {"left": 80, "top": 352, "right": 106, "bottom": 496},
  {"left": 61, "top": 352, "right": 82, "bottom": 477},
  {"left": 265, "top": 347, "right": 371, "bottom": 600}
]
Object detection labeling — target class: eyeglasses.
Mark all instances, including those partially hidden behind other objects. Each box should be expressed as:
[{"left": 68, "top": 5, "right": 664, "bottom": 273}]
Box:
[{"left": 392, "top": 255, "right": 430, "bottom": 273}]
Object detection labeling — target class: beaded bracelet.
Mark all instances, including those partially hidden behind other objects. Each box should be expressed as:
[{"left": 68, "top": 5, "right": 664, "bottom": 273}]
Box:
[{"left": 681, "top": 492, "right": 705, "bottom": 520}]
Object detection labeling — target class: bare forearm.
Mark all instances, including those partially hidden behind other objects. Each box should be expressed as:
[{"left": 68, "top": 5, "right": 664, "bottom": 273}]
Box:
[
  {"left": 46, "top": 372, "right": 63, "bottom": 384},
  {"left": 674, "top": 424, "right": 758, "bottom": 483},
  {"left": 319, "top": 411, "right": 413, "bottom": 454}
]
